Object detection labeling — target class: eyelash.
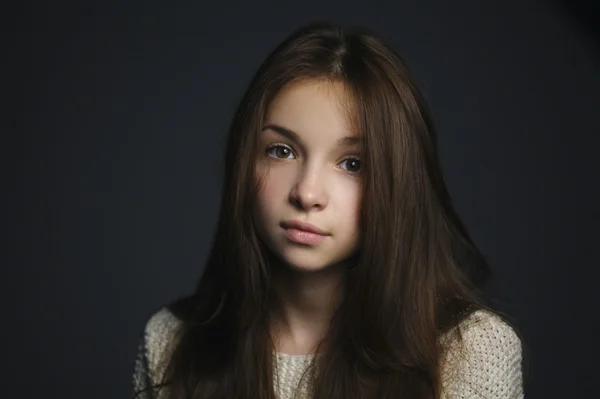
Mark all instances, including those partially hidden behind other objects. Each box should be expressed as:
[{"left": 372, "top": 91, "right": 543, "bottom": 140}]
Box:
[{"left": 265, "top": 143, "right": 362, "bottom": 175}]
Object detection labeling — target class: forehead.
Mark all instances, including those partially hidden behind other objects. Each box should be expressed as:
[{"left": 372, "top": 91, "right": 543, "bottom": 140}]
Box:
[{"left": 264, "top": 80, "right": 357, "bottom": 143}]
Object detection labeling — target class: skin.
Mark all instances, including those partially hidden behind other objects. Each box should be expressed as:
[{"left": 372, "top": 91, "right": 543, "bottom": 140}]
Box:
[{"left": 254, "top": 79, "right": 362, "bottom": 354}]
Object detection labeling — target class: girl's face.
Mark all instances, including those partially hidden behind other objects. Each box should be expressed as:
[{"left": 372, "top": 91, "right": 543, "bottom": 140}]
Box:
[{"left": 255, "top": 80, "right": 362, "bottom": 272}]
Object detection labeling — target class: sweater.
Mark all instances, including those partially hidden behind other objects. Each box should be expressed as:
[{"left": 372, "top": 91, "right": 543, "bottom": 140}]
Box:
[{"left": 132, "top": 307, "right": 524, "bottom": 399}]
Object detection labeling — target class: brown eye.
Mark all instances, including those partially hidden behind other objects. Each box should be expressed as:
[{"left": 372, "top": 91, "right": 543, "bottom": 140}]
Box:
[
  {"left": 339, "top": 158, "right": 361, "bottom": 173},
  {"left": 266, "top": 144, "right": 295, "bottom": 159}
]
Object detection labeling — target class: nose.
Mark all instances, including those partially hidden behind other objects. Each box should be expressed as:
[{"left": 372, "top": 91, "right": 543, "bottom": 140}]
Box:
[{"left": 288, "top": 165, "right": 329, "bottom": 211}]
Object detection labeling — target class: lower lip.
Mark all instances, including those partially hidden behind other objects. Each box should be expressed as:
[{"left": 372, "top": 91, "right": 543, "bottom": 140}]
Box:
[{"left": 283, "top": 228, "right": 327, "bottom": 245}]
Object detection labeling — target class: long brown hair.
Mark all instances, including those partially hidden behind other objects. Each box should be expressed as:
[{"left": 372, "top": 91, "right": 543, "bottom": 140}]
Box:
[{"left": 143, "top": 21, "right": 507, "bottom": 398}]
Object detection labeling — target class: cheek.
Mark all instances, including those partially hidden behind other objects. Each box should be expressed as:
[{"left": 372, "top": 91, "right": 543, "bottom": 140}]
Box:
[
  {"left": 339, "top": 185, "right": 362, "bottom": 232},
  {"left": 255, "top": 167, "right": 288, "bottom": 214},
  {"left": 337, "top": 180, "right": 361, "bottom": 210}
]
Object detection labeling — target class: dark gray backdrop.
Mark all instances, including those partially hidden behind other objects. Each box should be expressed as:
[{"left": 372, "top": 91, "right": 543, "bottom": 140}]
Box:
[{"left": 8, "top": 0, "right": 599, "bottom": 398}]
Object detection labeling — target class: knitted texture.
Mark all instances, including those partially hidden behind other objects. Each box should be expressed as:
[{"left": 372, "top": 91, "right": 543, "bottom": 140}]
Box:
[
  {"left": 273, "top": 353, "right": 316, "bottom": 399},
  {"left": 132, "top": 308, "right": 523, "bottom": 398}
]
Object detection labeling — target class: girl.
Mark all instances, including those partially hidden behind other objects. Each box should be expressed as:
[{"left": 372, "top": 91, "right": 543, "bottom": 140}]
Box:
[{"left": 132, "top": 21, "right": 524, "bottom": 399}]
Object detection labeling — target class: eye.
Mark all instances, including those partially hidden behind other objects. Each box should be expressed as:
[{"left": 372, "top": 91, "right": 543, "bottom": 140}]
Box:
[
  {"left": 266, "top": 144, "right": 296, "bottom": 159},
  {"left": 339, "top": 158, "right": 361, "bottom": 174}
]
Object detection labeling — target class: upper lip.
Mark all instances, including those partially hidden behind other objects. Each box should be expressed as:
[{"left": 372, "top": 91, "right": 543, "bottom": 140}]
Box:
[{"left": 281, "top": 220, "right": 329, "bottom": 236}]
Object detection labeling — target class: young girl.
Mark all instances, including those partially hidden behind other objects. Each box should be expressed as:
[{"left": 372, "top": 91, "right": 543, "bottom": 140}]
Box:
[{"left": 132, "top": 21, "right": 524, "bottom": 399}]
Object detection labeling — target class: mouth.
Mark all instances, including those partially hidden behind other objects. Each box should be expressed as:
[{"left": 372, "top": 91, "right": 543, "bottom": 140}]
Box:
[
  {"left": 280, "top": 220, "right": 329, "bottom": 236},
  {"left": 280, "top": 220, "right": 329, "bottom": 245}
]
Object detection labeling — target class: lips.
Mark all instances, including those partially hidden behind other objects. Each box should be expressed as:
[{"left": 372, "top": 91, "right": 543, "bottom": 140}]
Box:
[{"left": 280, "top": 220, "right": 329, "bottom": 236}]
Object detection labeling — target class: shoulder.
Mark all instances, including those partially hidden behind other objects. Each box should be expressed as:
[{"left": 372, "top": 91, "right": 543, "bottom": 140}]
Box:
[
  {"left": 440, "top": 309, "right": 524, "bottom": 399},
  {"left": 139, "top": 307, "right": 184, "bottom": 387}
]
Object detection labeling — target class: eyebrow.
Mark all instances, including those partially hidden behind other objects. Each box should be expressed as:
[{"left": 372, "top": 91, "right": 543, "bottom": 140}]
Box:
[{"left": 262, "top": 123, "right": 361, "bottom": 146}]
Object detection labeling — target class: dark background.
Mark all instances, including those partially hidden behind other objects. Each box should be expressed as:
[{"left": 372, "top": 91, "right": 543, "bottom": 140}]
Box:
[{"left": 7, "top": 0, "right": 599, "bottom": 397}]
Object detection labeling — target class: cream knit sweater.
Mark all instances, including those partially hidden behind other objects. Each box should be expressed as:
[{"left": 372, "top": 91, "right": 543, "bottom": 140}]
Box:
[{"left": 132, "top": 307, "right": 524, "bottom": 398}]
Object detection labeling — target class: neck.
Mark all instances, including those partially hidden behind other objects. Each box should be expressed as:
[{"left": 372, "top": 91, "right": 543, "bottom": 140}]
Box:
[{"left": 269, "top": 261, "right": 346, "bottom": 355}]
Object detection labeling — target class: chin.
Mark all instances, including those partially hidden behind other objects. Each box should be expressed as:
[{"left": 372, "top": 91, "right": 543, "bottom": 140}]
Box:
[
  {"left": 259, "top": 233, "right": 355, "bottom": 273},
  {"left": 277, "top": 249, "right": 347, "bottom": 274},
  {"left": 284, "top": 260, "right": 332, "bottom": 273}
]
